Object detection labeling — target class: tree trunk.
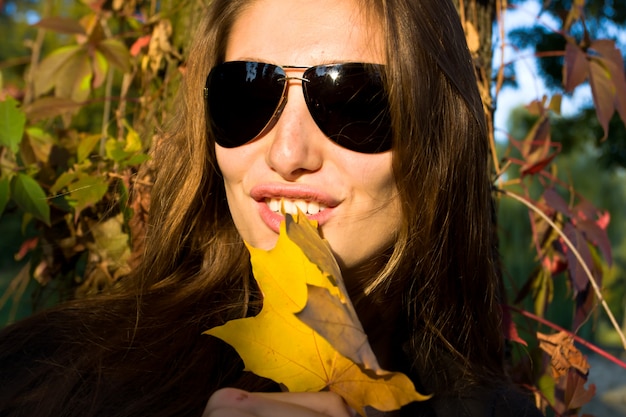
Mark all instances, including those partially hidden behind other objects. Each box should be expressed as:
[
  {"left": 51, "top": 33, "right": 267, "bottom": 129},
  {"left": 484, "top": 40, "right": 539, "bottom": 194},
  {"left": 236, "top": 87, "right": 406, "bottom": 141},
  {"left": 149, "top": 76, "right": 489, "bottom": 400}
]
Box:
[{"left": 451, "top": 0, "right": 498, "bottom": 156}]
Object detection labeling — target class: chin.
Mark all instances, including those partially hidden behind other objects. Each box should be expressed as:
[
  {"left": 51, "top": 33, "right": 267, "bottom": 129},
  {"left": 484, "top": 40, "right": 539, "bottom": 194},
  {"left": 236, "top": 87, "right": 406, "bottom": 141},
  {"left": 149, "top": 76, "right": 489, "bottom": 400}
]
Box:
[{"left": 247, "top": 233, "right": 279, "bottom": 251}]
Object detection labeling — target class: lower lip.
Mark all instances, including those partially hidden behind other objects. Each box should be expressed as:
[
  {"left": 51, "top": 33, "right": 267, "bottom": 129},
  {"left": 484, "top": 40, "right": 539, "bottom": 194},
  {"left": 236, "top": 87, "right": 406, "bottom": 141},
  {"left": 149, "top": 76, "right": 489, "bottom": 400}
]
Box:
[{"left": 257, "top": 201, "right": 333, "bottom": 233}]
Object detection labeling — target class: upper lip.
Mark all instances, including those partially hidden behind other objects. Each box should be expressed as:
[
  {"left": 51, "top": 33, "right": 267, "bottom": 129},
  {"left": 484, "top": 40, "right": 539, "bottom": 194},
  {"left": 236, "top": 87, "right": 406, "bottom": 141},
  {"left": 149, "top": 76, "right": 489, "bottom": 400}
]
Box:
[{"left": 250, "top": 184, "right": 340, "bottom": 207}]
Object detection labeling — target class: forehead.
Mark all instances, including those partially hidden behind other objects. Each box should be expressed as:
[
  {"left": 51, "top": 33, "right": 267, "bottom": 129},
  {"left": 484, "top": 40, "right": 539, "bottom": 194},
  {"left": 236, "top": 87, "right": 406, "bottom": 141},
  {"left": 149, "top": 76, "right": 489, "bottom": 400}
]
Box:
[{"left": 225, "top": 0, "right": 385, "bottom": 65}]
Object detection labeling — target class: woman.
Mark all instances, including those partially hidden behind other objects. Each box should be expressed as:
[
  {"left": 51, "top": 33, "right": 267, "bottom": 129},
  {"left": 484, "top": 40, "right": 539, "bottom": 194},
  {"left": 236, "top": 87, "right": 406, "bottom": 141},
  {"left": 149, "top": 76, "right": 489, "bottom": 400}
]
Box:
[{"left": 0, "top": 0, "right": 541, "bottom": 416}]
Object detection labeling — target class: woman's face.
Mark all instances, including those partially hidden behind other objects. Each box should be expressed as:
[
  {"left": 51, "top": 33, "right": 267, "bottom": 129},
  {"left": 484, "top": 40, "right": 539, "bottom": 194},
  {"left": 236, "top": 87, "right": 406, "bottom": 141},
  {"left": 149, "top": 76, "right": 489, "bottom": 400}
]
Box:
[{"left": 216, "top": 0, "right": 401, "bottom": 280}]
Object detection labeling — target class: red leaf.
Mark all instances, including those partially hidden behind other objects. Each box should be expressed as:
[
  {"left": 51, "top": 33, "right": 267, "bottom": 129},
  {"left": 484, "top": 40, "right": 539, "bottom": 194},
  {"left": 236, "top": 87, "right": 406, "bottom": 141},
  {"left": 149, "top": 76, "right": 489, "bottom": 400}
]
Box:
[
  {"left": 563, "top": 223, "right": 592, "bottom": 294},
  {"left": 521, "top": 152, "right": 557, "bottom": 176},
  {"left": 543, "top": 188, "right": 572, "bottom": 217},
  {"left": 590, "top": 40, "right": 624, "bottom": 67},
  {"left": 577, "top": 218, "right": 612, "bottom": 266},
  {"left": 502, "top": 306, "right": 528, "bottom": 346},
  {"left": 563, "top": 42, "right": 589, "bottom": 92},
  {"left": 596, "top": 211, "right": 610, "bottom": 230},
  {"left": 519, "top": 117, "right": 558, "bottom": 176},
  {"left": 521, "top": 117, "right": 551, "bottom": 157},
  {"left": 564, "top": 368, "right": 596, "bottom": 410},
  {"left": 590, "top": 40, "right": 626, "bottom": 132},
  {"left": 542, "top": 255, "right": 567, "bottom": 276},
  {"left": 589, "top": 58, "right": 617, "bottom": 140},
  {"left": 574, "top": 285, "right": 595, "bottom": 330},
  {"left": 573, "top": 199, "right": 597, "bottom": 221},
  {"left": 130, "top": 35, "right": 152, "bottom": 57},
  {"left": 15, "top": 237, "right": 39, "bottom": 261}
]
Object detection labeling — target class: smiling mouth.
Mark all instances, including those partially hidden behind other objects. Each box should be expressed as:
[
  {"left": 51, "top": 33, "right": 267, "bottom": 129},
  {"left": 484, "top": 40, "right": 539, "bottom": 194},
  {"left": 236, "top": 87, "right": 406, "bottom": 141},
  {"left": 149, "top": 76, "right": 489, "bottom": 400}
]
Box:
[{"left": 265, "top": 198, "right": 328, "bottom": 216}]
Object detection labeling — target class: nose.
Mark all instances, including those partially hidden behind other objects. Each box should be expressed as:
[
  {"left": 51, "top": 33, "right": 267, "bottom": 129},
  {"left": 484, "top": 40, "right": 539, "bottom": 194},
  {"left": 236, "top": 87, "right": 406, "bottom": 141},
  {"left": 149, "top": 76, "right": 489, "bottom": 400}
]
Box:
[{"left": 265, "top": 79, "right": 324, "bottom": 181}]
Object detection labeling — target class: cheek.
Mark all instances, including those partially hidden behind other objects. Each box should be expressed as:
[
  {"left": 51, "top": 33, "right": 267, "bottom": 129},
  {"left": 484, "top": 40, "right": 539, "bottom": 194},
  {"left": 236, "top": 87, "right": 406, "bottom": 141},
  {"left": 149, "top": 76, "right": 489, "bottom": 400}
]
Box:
[
  {"left": 355, "top": 155, "right": 396, "bottom": 200},
  {"left": 362, "top": 159, "right": 401, "bottom": 239},
  {"left": 341, "top": 155, "right": 400, "bottom": 237},
  {"left": 215, "top": 147, "right": 247, "bottom": 225},
  {"left": 216, "top": 145, "right": 259, "bottom": 194},
  {"left": 215, "top": 147, "right": 240, "bottom": 185}
]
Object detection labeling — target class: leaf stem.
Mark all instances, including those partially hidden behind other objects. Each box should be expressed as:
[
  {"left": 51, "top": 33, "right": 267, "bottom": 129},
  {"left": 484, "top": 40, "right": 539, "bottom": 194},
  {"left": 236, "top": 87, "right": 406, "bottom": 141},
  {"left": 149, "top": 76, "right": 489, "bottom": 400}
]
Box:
[
  {"left": 23, "top": 1, "right": 51, "bottom": 105},
  {"left": 100, "top": 18, "right": 115, "bottom": 157},
  {"left": 509, "top": 305, "right": 626, "bottom": 371},
  {"left": 499, "top": 188, "right": 626, "bottom": 349}
]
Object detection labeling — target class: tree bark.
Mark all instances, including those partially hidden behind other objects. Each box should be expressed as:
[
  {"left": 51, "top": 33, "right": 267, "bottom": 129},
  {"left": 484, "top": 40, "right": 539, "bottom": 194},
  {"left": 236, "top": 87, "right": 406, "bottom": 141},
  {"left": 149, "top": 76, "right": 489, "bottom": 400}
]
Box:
[{"left": 452, "top": 0, "right": 498, "bottom": 162}]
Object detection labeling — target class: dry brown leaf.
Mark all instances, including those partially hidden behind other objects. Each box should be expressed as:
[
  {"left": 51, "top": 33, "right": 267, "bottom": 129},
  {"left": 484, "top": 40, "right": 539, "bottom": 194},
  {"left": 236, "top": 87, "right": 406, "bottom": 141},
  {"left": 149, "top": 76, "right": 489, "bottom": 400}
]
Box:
[{"left": 537, "top": 331, "right": 590, "bottom": 378}]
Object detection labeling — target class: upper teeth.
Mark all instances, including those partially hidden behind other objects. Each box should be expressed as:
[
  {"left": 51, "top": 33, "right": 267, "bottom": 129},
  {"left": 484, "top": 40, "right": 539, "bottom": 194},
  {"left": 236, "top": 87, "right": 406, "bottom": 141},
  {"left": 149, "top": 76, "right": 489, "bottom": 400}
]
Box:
[{"left": 266, "top": 198, "right": 327, "bottom": 215}]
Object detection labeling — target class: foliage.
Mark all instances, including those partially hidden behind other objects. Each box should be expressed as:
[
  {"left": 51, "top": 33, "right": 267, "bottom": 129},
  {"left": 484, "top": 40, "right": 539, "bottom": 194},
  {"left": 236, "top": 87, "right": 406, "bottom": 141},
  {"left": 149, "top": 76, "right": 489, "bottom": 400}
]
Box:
[
  {"left": 0, "top": 0, "right": 200, "bottom": 315},
  {"left": 507, "top": 0, "right": 626, "bottom": 167},
  {"left": 0, "top": 1, "right": 625, "bottom": 416},
  {"left": 475, "top": 1, "right": 626, "bottom": 415}
]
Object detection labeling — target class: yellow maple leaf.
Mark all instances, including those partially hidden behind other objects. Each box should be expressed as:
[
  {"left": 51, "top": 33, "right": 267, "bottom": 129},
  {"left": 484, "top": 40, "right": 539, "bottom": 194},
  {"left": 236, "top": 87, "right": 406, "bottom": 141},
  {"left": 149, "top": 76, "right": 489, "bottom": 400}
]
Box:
[{"left": 205, "top": 211, "right": 429, "bottom": 415}]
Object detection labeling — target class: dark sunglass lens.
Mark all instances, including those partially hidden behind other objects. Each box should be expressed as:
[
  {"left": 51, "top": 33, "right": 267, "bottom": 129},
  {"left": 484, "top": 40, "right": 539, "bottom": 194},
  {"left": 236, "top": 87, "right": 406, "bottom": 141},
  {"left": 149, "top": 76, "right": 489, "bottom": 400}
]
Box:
[
  {"left": 206, "top": 61, "right": 285, "bottom": 148},
  {"left": 303, "top": 64, "right": 391, "bottom": 153}
]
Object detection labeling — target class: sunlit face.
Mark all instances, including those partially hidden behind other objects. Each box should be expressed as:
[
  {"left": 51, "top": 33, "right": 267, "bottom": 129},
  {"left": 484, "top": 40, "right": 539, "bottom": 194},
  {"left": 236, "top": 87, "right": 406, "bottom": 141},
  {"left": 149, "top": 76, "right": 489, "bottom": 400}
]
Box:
[{"left": 216, "top": 0, "right": 401, "bottom": 282}]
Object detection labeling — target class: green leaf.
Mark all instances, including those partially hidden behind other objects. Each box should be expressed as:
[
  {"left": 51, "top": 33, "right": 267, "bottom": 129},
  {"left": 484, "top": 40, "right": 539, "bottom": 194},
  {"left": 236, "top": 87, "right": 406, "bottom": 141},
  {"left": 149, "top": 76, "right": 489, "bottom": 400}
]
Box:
[
  {"left": 12, "top": 173, "right": 50, "bottom": 225},
  {"left": 123, "top": 153, "right": 150, "bottom": 167},
  {"left": 90, "top": 214, "right": 131, "bottom": 265},
  {"left": 92, "top": 50, "right": 109, "bottom": 88},
  {"left": 0, "top": 177, "right": 10, "bottom": 216},
  {"left": 117, "top": 180, "right": 132, "bottom": 223},
  {"left": 21, "top": 212, "right": 33, "bottom": 234},
  {"left": 123, "top": 123, "right": 142, "bottom": 153},
  {"left": 537, "top": 373, "right": 556, "bottom": 405},
  {"left": 67, "top": 174, "right": 108, "bottom": 216},
  {"left": 531, "top": 267, "right": 553, "bottom": 318},
  {"left": 104, "top": 123, "right": 148, "bottom": 167},
  {"left": 53, "top": 48, "right": 92, "bottom": 102},
  {"left": 549, "top": 94, "right": 562, "bottom": 116},
  {"left": 50, "top": 171, "right": 77, "bottom": 195},
  {"left": 105, "top": 138, "right": 128, "bottom": 162},
  {"left": 74, "top": 61, "right": 93, "bottom": 102},
  {"left": 26, "top": 127, "right": 56, "bottom": 164},
  {"left": 0, "top": 97, "right": 26, "bottom": 154},
  {"left": 34, "top": 45, "right": 83, "bottom": 97},
  {"left": 77, "top": 133, "right": 102, "bottom": 163},
  {"left": 97, "top": 39, "right": 131, "bottom": 73}
]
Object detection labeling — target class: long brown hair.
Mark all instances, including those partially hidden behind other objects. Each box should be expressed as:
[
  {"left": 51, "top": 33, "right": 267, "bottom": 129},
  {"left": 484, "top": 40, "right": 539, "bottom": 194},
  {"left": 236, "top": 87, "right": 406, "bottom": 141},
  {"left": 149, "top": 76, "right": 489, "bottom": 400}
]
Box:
[
  {"left": 0, "top": 0, "right": 505, "bottom": 416},
  {"left": 377, "top": 0, "right": 504, "bottom": 391}
]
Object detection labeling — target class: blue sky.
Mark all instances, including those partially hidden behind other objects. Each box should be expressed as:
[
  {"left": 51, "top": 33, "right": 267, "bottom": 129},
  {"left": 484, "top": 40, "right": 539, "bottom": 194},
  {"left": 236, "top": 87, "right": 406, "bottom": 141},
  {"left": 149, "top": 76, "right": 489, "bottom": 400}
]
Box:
[
  {"left": 3, "top": 1, "right": 40, "bottom": 24},
  {"left": 492, "top": 0, "right": 626, "bottom": 143},
  {"left": 493, "top": 0, "right": 596, "bottom": 141}
]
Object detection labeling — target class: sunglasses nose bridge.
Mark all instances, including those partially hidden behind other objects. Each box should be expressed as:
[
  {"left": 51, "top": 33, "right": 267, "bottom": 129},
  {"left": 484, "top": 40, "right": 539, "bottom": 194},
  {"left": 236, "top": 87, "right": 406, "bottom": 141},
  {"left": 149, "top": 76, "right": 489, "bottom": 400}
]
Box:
[
  {"left": 254, "top": 72, "right": 311, "bottom": 140},
  {"left": 278, "top": 75, "right": 310, "bottom": 93},
  {"left": 271, "top": 74, "right": 311, "bottom": 122},
  {"left": 265, "top": 83, "right": 326, "bottom": 180}
]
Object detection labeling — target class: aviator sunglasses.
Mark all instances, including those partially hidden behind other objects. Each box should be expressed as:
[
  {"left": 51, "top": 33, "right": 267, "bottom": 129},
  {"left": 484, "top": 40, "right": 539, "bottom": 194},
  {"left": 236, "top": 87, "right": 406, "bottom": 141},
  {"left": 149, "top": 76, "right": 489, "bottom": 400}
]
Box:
[{"left": 204, "top": 61, "right": 392, "bottom": 154}]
